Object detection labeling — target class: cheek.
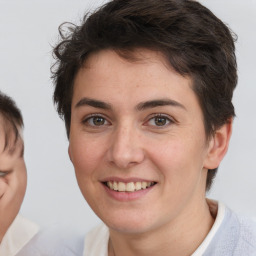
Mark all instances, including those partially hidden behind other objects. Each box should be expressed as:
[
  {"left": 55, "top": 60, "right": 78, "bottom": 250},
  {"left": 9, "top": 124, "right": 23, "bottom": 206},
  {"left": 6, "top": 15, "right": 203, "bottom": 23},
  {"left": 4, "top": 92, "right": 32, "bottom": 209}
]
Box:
[
  {"left": 0, "top": 179, "right": 8, "bottom": 198},
  {"left": 69, "top": 137, "right": 105, "bottom": 178},
  {"left": 19, "top": 168, "right": 27, "bottom": 195},
  {"left": 149, "top": 137, "right": 206, "bottom": 184},
  {"left": 15, "top": 164, "right": 27, "bottom": 202},
  {"left": 149, "top": 139, "right": 187, "bottom": 167},
  {"left": 0, "top": 165, "right": 27, "bottom": 216}
]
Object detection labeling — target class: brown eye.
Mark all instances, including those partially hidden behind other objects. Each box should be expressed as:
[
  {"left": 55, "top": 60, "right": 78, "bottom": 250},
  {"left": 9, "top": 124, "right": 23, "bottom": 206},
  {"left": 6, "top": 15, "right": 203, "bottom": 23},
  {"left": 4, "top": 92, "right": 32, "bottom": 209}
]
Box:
[
  {"left": 147, "top": 114, "right": 173, "bottom": 127},
  {"left": 154, "top": 117, "right": 167, "bottom": 126},
  {"left": 83, "top": 115, "right": 110, "bottom": 127},
  {"left": 92, "top": 117, "right": 105, "bottom": 126}
]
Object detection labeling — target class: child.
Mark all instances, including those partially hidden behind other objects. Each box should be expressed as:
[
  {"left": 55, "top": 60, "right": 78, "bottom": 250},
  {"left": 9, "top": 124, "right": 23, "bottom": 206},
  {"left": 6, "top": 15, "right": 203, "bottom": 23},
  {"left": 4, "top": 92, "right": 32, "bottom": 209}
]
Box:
[
  {"left": 0, "top": 92, "right": 84, "bottom": 255},
  {"left": 0, "top": 91, "right": 39, "bottom": 256}
]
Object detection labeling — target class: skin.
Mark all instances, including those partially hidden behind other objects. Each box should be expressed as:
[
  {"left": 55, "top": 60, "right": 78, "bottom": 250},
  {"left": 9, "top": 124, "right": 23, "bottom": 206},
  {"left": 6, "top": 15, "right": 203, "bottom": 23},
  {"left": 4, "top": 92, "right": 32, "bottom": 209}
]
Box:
[
  {"left": 0, "top": 119, "right": 26, "bottom": 242},
  {"left": 68, "top": 49, "right": 232, "bottom": 256}
]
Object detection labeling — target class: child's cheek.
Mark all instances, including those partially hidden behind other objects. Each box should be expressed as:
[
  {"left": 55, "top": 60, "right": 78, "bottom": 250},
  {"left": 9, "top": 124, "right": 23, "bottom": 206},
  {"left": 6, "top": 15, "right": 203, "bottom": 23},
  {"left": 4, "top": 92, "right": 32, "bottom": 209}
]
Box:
[{"left": 0, "top": 179, "right": 8, "bottom": 198}]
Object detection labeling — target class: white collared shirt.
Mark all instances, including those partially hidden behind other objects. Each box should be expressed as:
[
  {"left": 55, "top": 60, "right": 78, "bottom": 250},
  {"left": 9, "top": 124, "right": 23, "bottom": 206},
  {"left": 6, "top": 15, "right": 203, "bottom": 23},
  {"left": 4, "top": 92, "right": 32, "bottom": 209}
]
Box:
[
  {"left": 0, "top": 215, "right": 39, "bottom": 256},
  {"left": 191, "top": 200, "right": 225, "bottom": 255}
]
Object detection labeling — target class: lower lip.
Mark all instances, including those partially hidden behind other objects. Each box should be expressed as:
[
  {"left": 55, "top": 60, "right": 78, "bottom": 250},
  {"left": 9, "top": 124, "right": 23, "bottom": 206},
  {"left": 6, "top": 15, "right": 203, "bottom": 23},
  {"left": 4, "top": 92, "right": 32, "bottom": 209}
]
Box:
[{"left": 102, "top": 183, "right": 155, "bottom": 201}]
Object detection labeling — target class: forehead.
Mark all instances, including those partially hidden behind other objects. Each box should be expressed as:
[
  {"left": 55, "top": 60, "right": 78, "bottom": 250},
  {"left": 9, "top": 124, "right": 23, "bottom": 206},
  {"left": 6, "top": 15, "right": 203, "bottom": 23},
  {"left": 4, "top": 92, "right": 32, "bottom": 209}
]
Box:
[
  {"left": 74, "top": 49, "right": 196, "bottom": 103},
  {"left": 84, "top": 48, "right": 172, "bottom": 71},
  {"left": 0, "top": 115, "right": 23, "bottom": 155},
  {"left": 77, "top": 49, "right": 187, "bottom": 90}
]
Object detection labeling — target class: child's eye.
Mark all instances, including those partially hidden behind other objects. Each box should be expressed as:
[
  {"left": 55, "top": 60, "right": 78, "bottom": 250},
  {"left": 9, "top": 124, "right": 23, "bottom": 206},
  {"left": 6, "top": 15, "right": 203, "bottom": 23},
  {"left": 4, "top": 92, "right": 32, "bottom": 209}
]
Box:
[
  {"left": 83, "top": 115, "right": 110, "bottom": 127},
  {"left": 0, "top": 171, "right": 10, "bottom": 177},
  {"left": 147, "top": 115, "right": 173, "bottom": 127}
]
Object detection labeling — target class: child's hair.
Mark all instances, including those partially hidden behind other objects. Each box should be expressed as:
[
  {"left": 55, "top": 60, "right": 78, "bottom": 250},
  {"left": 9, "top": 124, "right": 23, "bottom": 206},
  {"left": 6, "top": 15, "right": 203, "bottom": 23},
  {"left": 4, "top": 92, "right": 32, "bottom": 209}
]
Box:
[
  {"left": 52, "top": 0, "right": 237, "bottom": 190},
  {"left": 0, "top": 91, "right": 24, "bottom": 152}
]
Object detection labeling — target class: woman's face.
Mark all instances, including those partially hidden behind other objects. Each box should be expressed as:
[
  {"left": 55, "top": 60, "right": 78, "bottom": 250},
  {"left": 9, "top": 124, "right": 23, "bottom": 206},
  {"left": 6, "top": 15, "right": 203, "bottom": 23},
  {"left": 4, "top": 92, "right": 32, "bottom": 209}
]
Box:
[{"left": 69, "top": 49, "right": 213, "bottom": 234}]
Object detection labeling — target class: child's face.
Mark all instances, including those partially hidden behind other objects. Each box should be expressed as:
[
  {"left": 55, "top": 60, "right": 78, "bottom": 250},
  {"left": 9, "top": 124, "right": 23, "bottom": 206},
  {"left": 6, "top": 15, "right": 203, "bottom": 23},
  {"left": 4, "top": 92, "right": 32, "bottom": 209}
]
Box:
[{"left": 0, "top": 121, "right": 27, "bottom": 240}]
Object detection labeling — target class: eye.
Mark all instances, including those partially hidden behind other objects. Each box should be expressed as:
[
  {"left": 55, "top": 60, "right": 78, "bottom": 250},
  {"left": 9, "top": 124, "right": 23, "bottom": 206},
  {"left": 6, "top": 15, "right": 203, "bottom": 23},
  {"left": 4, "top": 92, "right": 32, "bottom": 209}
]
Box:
[
  {"left": 0, "top": 171, "right": 10, "bottom": 177},
  {"left": 83, "top": 115, "right": 110, "bottom": 127},
  {"left": 147, "top": 114, "right": 173, "bottom": 127}
]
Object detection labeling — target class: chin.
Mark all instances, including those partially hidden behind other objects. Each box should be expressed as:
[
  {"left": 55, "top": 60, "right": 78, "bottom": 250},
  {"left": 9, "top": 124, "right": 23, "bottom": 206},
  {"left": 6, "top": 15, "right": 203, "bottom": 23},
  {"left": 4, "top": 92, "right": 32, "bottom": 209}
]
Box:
[{"left": 102, "top": 211, "right": 157, "bottom": 234}]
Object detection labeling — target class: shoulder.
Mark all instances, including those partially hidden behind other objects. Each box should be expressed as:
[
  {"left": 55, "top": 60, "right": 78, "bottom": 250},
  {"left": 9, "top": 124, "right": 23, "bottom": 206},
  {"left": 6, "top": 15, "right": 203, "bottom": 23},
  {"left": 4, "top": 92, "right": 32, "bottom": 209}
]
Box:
[
  {"left": 17, "top": 223, "right": 84, "bottom": 256},
  {"left": 205, "top": 206, "right": 256, "bottom": 256},
  {"left": 232, "top": 213, "right": 256, "bottom": 255}
]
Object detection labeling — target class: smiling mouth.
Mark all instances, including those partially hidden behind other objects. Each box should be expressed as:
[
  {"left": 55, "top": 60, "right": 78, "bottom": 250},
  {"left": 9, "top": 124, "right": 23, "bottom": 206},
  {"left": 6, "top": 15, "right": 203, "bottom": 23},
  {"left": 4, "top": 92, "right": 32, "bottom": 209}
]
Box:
[{"left": 103, "top": 181, "right": 157, "bottom": 192}]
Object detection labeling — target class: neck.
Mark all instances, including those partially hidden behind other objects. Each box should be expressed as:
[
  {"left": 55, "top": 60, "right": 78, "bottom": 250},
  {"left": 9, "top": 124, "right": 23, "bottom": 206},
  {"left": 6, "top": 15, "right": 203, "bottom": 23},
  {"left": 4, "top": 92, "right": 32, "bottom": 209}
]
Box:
[{"left": 108, "top": 198, "right": 214, "bottom": 256}]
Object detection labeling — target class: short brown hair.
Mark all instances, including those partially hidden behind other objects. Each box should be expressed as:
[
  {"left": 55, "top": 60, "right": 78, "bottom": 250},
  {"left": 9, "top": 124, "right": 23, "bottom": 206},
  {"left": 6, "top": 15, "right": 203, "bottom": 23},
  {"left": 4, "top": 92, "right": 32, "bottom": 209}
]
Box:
[
  {"left": 52, "top": 0, "right": 237, "bottom": 190},
  {"left": 0, "top": 91, "right": 23, "bottom": 152}
]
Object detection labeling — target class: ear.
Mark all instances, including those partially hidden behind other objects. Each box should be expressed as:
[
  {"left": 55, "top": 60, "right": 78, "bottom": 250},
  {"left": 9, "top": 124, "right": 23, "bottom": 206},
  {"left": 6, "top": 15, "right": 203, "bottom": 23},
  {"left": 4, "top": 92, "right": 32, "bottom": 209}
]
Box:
[{"left": 203, "top": 119, "right": 233, "bottom": 170}]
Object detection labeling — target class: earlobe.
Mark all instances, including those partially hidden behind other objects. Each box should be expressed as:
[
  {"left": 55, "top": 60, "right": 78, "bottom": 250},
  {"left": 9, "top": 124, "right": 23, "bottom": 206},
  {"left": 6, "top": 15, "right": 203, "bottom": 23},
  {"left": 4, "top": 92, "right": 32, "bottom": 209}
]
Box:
[{"left": 204, "top": 119, "right": 233, "bottom": 170}]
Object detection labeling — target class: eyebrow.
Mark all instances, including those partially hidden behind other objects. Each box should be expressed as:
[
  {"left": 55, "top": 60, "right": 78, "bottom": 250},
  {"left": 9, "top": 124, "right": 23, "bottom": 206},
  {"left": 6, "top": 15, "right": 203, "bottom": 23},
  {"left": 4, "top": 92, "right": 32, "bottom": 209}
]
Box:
[
  {"left": 75, "top": 98, "right": 112, "bottom": 110},
  {"left": 136, "top": 99, "right": 186, "bottom": 111},
  {"left": 75, "top": 97, "right": 186, "bottom": 111}
]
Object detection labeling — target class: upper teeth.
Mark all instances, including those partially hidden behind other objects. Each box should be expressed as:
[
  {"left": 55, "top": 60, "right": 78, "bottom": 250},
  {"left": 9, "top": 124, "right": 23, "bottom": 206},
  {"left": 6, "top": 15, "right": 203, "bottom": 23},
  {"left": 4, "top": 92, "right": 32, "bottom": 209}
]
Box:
[{"left": 106, "top": 181, "right": 155, "bottom": 192}]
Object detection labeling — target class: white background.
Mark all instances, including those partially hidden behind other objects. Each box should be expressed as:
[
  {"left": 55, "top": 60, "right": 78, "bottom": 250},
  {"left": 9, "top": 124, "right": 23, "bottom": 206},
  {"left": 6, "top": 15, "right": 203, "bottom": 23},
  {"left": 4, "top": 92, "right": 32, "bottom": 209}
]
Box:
[{"left": 0, "top": 0, "right": 255, "bottom": 234}]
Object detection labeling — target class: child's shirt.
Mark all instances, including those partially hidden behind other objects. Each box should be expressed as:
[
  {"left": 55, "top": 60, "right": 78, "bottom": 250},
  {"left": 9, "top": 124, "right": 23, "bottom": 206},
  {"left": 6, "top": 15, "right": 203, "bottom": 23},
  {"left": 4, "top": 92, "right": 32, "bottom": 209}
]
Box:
[{"left": 0, "top": 215, "right": 39, "bottom": 256}]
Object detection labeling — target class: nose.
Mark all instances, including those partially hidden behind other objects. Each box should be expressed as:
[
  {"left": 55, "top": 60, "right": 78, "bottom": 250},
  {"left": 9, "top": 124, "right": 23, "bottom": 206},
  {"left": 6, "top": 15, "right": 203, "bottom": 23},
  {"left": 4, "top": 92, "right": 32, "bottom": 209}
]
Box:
[{"left": 107, "top": 124, "right": 145, "bottom": 169}]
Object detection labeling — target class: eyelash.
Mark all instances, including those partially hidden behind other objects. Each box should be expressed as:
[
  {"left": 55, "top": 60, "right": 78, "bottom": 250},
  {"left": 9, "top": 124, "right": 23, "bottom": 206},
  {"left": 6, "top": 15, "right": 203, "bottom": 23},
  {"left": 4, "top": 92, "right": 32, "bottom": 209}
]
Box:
[{"left": 82, "top": 113, "right": 174, "bottom": 128}]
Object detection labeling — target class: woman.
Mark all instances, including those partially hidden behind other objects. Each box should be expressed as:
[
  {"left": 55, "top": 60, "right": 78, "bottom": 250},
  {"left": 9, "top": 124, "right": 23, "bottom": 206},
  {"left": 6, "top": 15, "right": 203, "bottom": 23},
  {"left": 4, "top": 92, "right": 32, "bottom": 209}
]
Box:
[{"left": 52, "top": 0, "right": 256, "bottom": 255}]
